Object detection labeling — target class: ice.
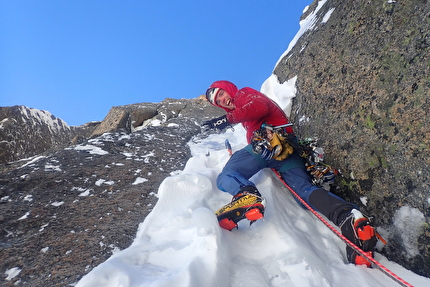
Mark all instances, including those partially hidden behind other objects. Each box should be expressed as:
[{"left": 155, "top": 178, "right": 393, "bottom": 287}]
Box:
[{"left": 393, "top": 206, "right": 425, "bottom": 258}]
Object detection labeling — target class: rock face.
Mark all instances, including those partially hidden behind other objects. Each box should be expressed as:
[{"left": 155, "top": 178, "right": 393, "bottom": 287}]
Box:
[
  {"left": 0, "top": 98, "right": 220, "bottom": 164},
  {"left": 274, "top": 0, "right": 429, "bottom": 276},
  {"left": 90, "top": 104, "right": 157, "bottom": 137},
  {"left": 0, "top": 98, "right": 223, "bottom": 286},
  {"left": 91, "top": 97, "right": 211, "bottom": 137}
]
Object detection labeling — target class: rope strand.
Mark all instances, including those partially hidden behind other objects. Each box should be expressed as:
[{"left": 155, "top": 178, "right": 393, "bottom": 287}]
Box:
[{"left": 272, "top": 169, "right": 414, "bottom": 287}]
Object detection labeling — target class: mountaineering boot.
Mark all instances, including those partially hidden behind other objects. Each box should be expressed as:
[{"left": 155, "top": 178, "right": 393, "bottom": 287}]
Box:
[
  {"left": 339, "top": 209, "right": 378, "bottom": 267},
  {"left": 215, "top": 185, "right": 266, "bottom": 231}
]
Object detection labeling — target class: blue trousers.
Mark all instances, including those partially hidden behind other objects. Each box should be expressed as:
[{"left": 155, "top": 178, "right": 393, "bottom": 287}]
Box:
[{"left": 216, "top": 145, "right": 356, "bottom": 225}]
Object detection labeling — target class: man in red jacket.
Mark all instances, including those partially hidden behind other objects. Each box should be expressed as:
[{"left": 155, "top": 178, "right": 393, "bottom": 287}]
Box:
[
  {"left": 202, "top": 80, "right": 377, "bottom": 267},
  {"left": 204, "top": 80, "right": 293, "bottom": 142}
]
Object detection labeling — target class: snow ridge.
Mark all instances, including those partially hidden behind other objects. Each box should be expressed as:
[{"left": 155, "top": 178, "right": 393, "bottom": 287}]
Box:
[
  {"left": 274, "top": 0, "right": 329, "bottom": 69},
  {"left": 19, "top": 106, "right": 70, "bottom": 133}
]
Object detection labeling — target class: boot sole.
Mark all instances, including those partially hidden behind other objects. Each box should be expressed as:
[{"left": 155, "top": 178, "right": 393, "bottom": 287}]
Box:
[{"left": 217, "top": 204, "right": 265, "bottom": 231}]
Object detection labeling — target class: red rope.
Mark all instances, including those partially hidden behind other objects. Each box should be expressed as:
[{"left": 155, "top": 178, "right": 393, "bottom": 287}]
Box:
[{"left": 272, "top": 170, "right": 414, "bottom": 287}]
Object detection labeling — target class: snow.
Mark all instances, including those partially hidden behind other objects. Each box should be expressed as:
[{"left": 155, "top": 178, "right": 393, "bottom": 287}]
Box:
[
  {"left": 95, "top": 179, "right": 115, "bottom": 186},
  {"left": 39, "top": 223, "right": 49, "bottom": 232},
  {"left": 132, "top": 177, "right": 149, "bottom": 185},
  {"left": 274, "top": 0, "right": 329, "bottom": 68},
  {"left": 4, "top": 267, "right": 21, "bottom": 281},
  {"left": 18, "top": 211, "right": 31, "bottom": 220},
  {"left": 72, "top": 144, "right": 109, "bottom": 155},
  {"left": 79, "top": 190, "right": 91, "bottom": 197},
  {"left": 0, "top": 117, "right": 11, "bottom": 129},
  {"left": 19, "top": 106, "right": 70, "bottom": 133},
  {"left": 45, "top": 164, "right": 62, "bottom": 172},
  {"left": 51, "top": 201, "right": 65, "bottom": 207},
  {"left": 18, "top": 155, "right": 46, "bottom": 169},
  {"left": 75, "top": 77, "right": 429, "bottom": 287},
  {"left": 73, "top": 187, "right": 92, "bottom": 197},
  {"left": 322, "top": 8, "right": 335, "bottom": 24},
  {"left": 360, "top": 196, "right": 368, "bottom": 206},
  {"left": 393, "top": 206, "right": 425, "bottom": 258},
  {"left": 167, "top": 123, "right": 179, "bottom": 128},
  {"left": 261, "top": 75, "right": 297, "bottom": 117}
]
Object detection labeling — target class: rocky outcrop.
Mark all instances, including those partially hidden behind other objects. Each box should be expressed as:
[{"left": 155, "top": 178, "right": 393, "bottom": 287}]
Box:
[
  {"left": 274, "top": 0, "right": 430, "bottom": 276},
  {"left": 91, "top": 97, "right": 221, "bottom": 137},
  {"left": 0, "top": 97, "right": 223, "bottom": 286},
  {"left": 90, "top": 104, "right": 158, "bottom": 137},
  {"left": 2, "top": 0, "right": 429, "bottom": 281}
]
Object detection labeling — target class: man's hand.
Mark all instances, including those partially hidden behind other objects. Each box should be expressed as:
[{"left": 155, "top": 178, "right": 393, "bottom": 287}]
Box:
[{"left": 201, "top": 115, "right": 230, "bottom": 131}]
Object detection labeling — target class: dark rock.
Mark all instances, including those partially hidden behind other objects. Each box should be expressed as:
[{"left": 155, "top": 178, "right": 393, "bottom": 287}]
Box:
[
  {"left": 0, "top": 97, "right": 223, "bottom": 286},
  {"left": 274, "top": 0, "right": 430, "bottom": 277}
]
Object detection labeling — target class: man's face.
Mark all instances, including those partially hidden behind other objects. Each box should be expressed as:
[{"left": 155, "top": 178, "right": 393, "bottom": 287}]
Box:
[{"left": 216, "top": 89, "right": 235, "bottom": 109}]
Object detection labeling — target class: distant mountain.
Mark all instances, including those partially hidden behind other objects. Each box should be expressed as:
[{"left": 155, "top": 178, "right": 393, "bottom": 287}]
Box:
[{"left": 0, "top": 105, "right": 98, "bottom": 164}]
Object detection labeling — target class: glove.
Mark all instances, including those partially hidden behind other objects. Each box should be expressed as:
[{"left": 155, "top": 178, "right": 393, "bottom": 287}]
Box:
[
  {"left": 201, "top": 115, "right": 230, "bottom": 131},
  {"left": 270, "top": 133, "right": 293, "bottom": 161}
]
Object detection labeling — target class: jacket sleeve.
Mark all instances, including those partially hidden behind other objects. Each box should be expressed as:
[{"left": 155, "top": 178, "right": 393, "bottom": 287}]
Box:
[{"left": 226, "top": 92, "right": 271, "bottom": 124}]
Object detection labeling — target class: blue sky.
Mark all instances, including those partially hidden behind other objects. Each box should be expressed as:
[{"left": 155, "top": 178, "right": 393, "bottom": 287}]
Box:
[{"left": 1, "top": 0, "right": 311, "bottom": 126}]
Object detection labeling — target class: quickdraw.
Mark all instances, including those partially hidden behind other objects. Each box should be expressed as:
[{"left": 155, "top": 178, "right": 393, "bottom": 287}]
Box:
[{"left": 298, "top": 138, "right": 339, "bottom": 190}]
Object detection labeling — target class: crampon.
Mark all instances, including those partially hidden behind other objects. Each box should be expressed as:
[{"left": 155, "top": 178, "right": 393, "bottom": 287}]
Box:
[{"left": 215, "top": 187, "right": 266, "bottom": 231}]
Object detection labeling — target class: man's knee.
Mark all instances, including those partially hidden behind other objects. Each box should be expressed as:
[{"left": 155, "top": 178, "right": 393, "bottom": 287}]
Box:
[{"left": 216, "top": 171, "right": 227, "bottom": 192}]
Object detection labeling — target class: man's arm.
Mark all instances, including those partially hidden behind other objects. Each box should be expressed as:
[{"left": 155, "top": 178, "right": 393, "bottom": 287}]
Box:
[
  {"left": 226, "top": 94, "right": 270, "bottom": 124},
  {"left": 201, "top": 115, "right": 231, "bottom": 131}
]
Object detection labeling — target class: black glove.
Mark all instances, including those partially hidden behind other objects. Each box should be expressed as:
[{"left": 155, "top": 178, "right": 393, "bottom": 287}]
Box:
[{"left": 201, "top": 115, "right": 230, "bottom": 131}]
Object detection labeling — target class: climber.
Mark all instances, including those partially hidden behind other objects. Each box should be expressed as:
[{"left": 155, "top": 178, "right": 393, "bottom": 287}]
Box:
[{"left": 202, "top": 80, "right": 377, "bottom": 266}]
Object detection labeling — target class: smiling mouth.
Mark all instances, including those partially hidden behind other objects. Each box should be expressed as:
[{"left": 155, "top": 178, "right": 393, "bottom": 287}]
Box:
[{"left": 226, "top": 99, "right": 231, "bottom": 106}]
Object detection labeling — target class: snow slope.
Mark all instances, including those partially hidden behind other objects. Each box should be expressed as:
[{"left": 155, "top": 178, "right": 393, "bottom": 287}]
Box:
[{"left": 74, "top": 75, "right": 430, "bottom": 287}]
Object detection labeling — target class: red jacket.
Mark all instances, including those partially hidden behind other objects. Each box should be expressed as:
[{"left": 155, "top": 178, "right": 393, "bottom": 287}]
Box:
[{"left": 208, "top": 81, "right": 294, "bottom": 143}]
